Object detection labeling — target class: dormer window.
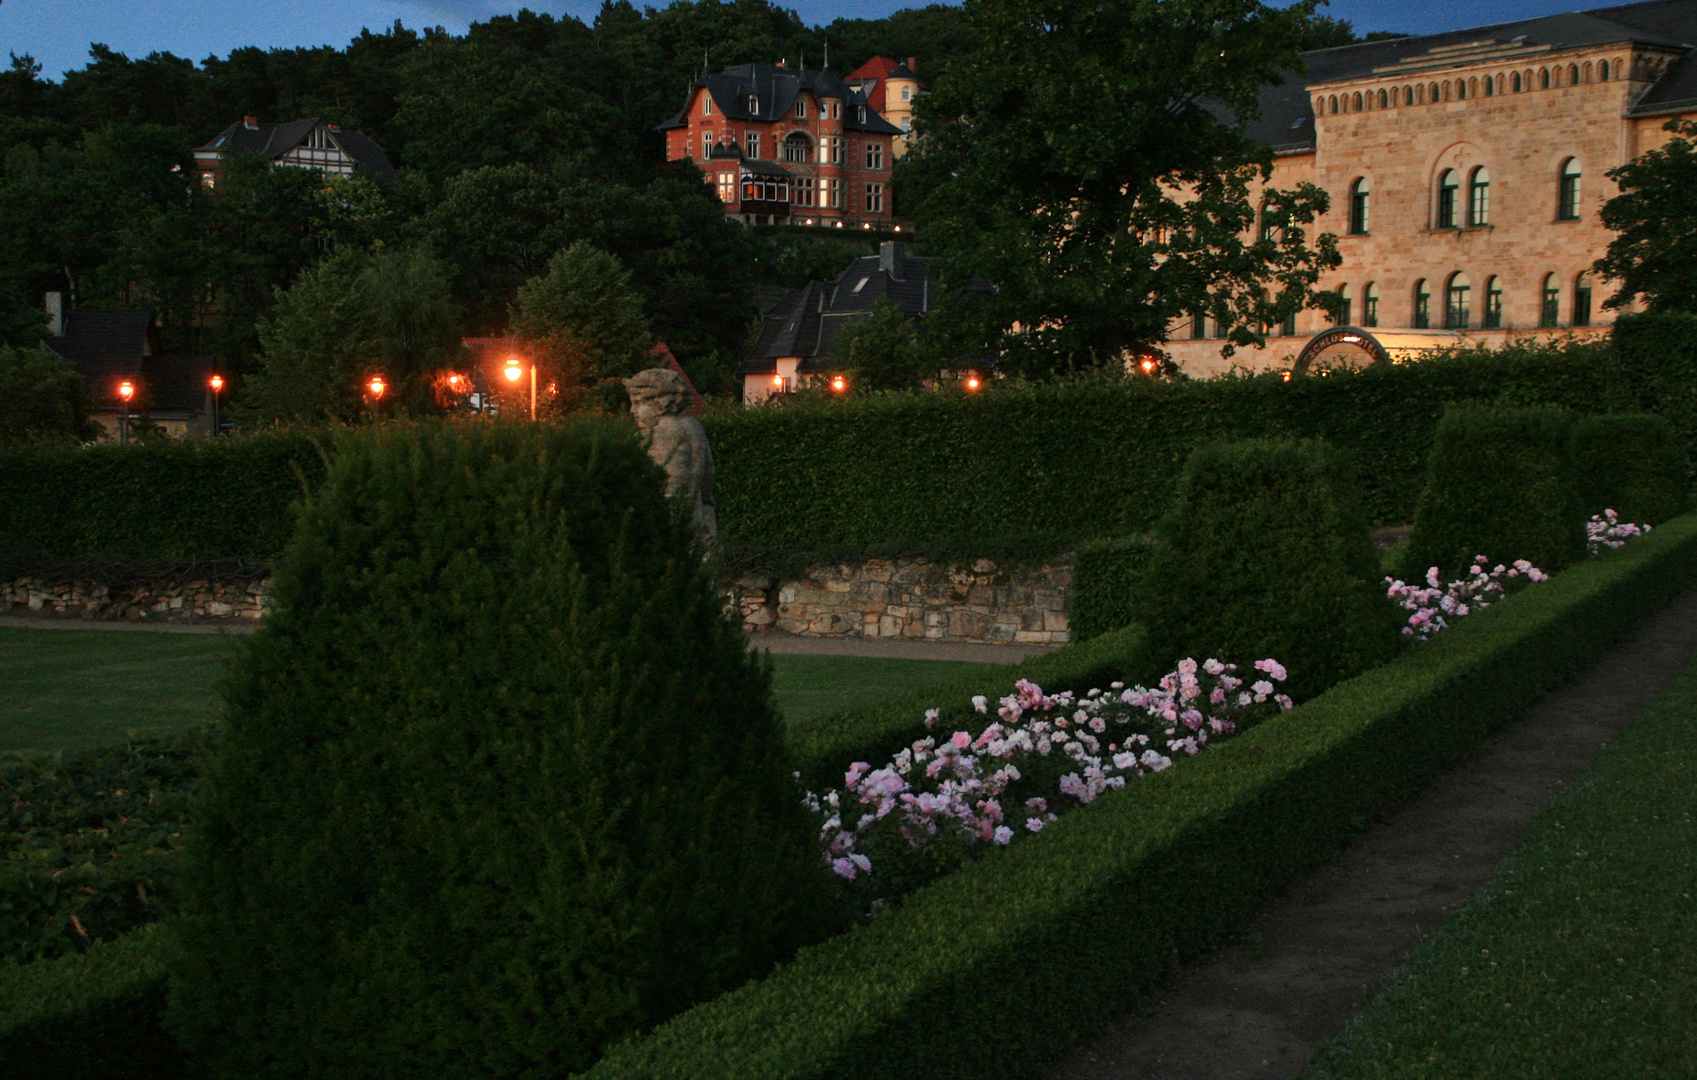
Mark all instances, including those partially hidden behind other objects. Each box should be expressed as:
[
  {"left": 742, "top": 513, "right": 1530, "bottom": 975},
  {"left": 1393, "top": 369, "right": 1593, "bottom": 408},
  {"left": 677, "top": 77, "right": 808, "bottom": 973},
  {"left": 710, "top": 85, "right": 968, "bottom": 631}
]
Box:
[
  {"left": 857, "top": 106, "right": 866, "bottom": 123},
  {"left": 748, "top": 95, "right": 758, "bottom": 114}
]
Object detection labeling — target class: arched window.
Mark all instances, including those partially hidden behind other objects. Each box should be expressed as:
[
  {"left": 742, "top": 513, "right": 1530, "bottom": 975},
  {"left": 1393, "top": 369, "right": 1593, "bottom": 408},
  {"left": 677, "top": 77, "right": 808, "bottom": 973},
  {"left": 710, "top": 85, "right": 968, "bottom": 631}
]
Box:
[
  {"left": 748, "top": 94, "right": 759, "bottom": 113},
  {"left": 1414, "top": 279, "right": 1432, "bottom": 329},
  {"left": 1574, "top": 272, "right": 1593, "bottom": 326},
  {"left": 1353, "top": 91, "right": 1363, "bottom": 110},
  {"left": 1485, "top": 75, "right": 1495, "bottom": 96},
  {"left": 1446, "top": 272, "right": 1472, "bottom": 329},
  {"left": 1540, "top": 68, "right": 1551, "bottom": 89},
  {"left": 1191, "top": 312, "right": 1207, "bottom": 340},
  {"left": 1468, "top": 167, "right": 1491, "bottom": 226},
  {"left": 1513, "top": 71, "right": 1522, "bottom": 92},
  {"left": 1314, "top": 96, "right": 1325, "bottom": 113},
  {"left": 1336, "top": 284, "right": 1352, "bottom": 326},
  {"left": 1329, "top": 95, "right": 1339, "bottom": 114},
  {"left": 1429, "top": 82, "right": 1440, "bottom": 102},
  {"left": 1568, "top": 63, "right": 1579, "bottom": 85},
  {"left": 1463, "top": 78, "right": 1474, "bottom": 99},
  {"left": 1599, "top": 59, "right": 1611, "bottom": 81},
  {"left": 1541, "top": 273, "right": 1561, "bottom": 326},
  {"left": 1484, "top": 276, "right": 1504, "bottom": 328},
  {"left": 1258, "top": 200, "right": 1275, "bottom": 242},
  {"left": 1416, "top": 84, "right": 1426, "bottom": 104},
  {"left": 782, "top": 131, "right": 811, "bottom": 162},
  {"left": 1582, "top": 62, "right": 1593, "bottom": 83},
  {"left": 1379, "top": 88, "right": 1389, "bottom": 108},
  {"left": 1403, "top": 85, "right": 1412, "bottom": 104},
  {"left": 1437, "top": 168, "right": 1460, "bottom": 228},
  {"left": 1558, "top": 158, "right": 1582, "bottom": 220},
  {"left": 1363, "top": 282, "right": 1380, "bottom": 327},
  {"left": 1349, "top": 177, "right": 1370, "bottom": 234}
]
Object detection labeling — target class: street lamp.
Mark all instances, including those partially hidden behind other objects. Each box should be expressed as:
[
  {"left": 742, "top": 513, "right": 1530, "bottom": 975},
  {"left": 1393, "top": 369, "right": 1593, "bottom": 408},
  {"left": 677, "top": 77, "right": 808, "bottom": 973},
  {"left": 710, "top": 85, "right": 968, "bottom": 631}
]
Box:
[
  {"left": 504, "top": 356, "right": 535, "bottom": 421},
  {"left": 209, "top": 373, "right": 224, "bottom": 436},
  {"left": 964, "top": 374, "right": 982, "bottom": 392},
  {"left": 117, "top": 379, "right": 135, "bottom": 444},
  {"left": 366, "top": 375, "right": 387, "bottom": 418}
]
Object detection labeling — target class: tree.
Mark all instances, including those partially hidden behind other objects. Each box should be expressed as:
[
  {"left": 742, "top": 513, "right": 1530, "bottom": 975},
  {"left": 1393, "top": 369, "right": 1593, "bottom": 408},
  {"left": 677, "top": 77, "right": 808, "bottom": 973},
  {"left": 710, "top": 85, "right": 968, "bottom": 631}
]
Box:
[
  {"left": 512, "top": 240, "right": 653, "bottom": 409},
  {"left": 900, "top": 0, "right": 1340, "bottom": 377},
  {"left": 1596, "top": 118, "right": 1697, "bottom": 313},
  {"left": 836, "top": 297, "right": 926, "bottom": 390},
  {"left": 241, "top": 246, "right": 460, "bottom": 424},
  {"left": 0, "top": 345, "right": 98, "bottom": 445}
]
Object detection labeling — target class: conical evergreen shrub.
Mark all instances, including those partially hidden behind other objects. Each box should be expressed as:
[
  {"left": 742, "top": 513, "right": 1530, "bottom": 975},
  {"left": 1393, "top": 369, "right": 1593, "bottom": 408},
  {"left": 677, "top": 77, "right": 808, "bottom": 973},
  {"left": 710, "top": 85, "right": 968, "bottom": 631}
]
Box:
[
  {"left": 168, "top": 420, "right": 833, "bottom": 1078},
  {"left": 1398, "top": 406, "right": 1584, "bottom": 580},
  {"left": 1570, "top": 413, "right": 1689, "bottom": 526},
  {"left": 1138, "top": 439, "right": 1398, "bottom": 702}
]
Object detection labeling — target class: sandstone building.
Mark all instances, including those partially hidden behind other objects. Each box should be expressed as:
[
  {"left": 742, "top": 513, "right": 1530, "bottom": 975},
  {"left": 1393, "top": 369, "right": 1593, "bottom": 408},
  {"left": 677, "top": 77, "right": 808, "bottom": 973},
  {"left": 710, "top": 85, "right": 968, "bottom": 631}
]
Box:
[
  {"left": 844, "top": 55, "right": 925, "bottom": 157},
  {"left": 1166, "top": 0, "right": 1697, "bottom": 377},
  {"left": 657, "top": 61, "right": 901, "bottom": 228}
]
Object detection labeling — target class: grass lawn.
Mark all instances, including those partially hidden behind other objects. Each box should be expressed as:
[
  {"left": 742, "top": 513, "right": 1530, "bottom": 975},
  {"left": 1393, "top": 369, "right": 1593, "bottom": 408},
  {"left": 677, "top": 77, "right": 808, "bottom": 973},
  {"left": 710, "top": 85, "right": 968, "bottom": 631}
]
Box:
[
  {"left": 0, "top": 626, "right": 984, "bottom": 756},
  {"left": 1302, "top": 650, "right": 1697, "bottom": 1079}
]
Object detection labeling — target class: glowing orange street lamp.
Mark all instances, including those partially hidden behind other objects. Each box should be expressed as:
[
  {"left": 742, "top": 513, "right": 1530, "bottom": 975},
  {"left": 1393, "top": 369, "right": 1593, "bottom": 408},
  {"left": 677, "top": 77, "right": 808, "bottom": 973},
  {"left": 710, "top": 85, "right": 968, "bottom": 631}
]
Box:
[
  {"left": 209, "top": 373, "right": 224, "bottom": 436},
  {"left": 965, "top": 374, "right": 982, "bottom": 392},
  {"left": 504, "top": 356, "right": 535, "bottom": 421},
  {"left": 830, "top": 374, "right": 847, "bottom": 393},
  {"left": 367, "top": 375, "right": 387, "bottom": 399},
  {"left": 118, "top": 379, "right": 135, "bottom": 444}
]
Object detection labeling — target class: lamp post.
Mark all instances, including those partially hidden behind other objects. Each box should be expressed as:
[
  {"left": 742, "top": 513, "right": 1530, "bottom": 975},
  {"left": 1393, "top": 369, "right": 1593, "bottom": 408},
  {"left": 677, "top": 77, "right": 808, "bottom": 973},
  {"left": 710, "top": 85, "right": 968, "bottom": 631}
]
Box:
[
  {"left": 209, "top": 373, "right": 224, "bottom": 436},
  {"left": 117, "top": 379, "right": 135, "bottom": 444},
  {"left": 504, "top": 357, "right": 535, "bottom": 421},
  {"left": 367, "top": 375, "right": 387, "bottom": 419}
]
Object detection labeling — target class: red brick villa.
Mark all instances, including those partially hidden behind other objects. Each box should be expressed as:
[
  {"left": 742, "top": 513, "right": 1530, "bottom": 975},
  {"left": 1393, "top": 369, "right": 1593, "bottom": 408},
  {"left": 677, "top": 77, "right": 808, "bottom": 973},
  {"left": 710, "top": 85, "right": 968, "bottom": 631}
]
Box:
[{"left": 658, "top": 61, "right": 903, "bottom": 228}]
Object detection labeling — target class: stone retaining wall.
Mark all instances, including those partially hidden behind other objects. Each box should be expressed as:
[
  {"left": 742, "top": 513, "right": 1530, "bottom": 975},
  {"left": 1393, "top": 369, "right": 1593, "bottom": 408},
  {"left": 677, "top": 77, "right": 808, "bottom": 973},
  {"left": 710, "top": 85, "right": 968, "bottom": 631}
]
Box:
[
  {"left": 3, "top": 576, "right": 270, "bottom": 622},
  {"left": 730, "top": 556, "right": 1072, "bottom": 645}
]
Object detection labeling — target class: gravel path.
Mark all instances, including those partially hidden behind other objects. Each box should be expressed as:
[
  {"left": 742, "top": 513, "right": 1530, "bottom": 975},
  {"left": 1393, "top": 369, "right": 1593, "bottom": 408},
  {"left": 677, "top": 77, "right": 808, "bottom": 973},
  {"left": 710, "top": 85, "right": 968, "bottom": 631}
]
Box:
[{"left": 1047, "top": 587, "right": 1697, "bottom": 1080}]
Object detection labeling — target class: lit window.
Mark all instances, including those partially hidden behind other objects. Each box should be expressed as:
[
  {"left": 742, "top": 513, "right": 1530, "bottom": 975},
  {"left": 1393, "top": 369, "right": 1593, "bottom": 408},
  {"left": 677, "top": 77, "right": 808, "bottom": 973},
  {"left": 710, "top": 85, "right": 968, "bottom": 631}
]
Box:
[
  {"left": 1468, "top": 167, "right": 1490, "bottom": 226},
  {"left": 1483, "top": 276, "right": 1503, "bottom": 328},
  {"left": 1541, "top": 273, "right": 1560, "bottom": 326},
  {"left": 1414, "top": 279, "right": 1431, "bottom": 329},
  {"left": 1445, "top": 272, "right": 1471, "bottom": 329},
  {"left": 1558, "top": 159, "right": 1582, "bottom": 219},
  {"left": 1363, "top": 283, "right": 1379, "bottom": 327},
  {"left": 199, "top": 171, "right": 217, "bottom": 193},
  {"left": 1437, "top": 169, "right": 1459, "bottom": 228},
  {"left": 1573, "top": 273, "right": 1593, "bottom": 326},
  {"left": 1349, "top": 178, "right": 1370, "bottom": 234},
  {"left": 716, "top": 173, "right": 735, "bottom": 204}
]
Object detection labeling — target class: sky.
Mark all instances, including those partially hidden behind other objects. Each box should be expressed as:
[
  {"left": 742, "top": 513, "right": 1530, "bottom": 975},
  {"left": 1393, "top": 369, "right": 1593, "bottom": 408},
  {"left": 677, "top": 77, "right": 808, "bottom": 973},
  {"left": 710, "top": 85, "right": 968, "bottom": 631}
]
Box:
[{"left": 1, "top": 0, "right": 1628, "bottom": 82}]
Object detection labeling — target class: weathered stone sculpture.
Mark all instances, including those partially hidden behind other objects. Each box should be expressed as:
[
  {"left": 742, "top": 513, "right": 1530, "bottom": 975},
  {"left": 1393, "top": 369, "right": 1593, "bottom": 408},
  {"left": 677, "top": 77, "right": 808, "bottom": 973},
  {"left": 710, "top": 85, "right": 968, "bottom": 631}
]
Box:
[{"left": 625, "top": 368, "right": 717, "bottom": 545}]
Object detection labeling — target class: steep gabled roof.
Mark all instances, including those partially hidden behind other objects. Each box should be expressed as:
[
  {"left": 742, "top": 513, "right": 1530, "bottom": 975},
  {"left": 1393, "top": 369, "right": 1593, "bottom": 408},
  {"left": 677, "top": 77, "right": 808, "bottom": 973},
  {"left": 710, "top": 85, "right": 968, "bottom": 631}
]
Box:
[
  {"left": 46, "top": 309, "right": 210, "bottom": 414},
  {"left": 195, "top": 118, "right": 398, "bottom": 186},
  {"left": 657, "top": 64, "right": 904, "bottom": 134}
]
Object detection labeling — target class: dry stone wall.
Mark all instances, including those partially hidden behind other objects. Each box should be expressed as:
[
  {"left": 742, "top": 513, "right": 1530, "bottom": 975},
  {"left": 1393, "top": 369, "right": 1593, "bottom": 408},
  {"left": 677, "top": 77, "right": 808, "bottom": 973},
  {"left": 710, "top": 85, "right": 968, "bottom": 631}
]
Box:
[
  {"left": 730, "top": 555, "right": 1072, "bottom": 645},
  {"left": 3, "top": 575, "right": 270, "bottom": 622}
]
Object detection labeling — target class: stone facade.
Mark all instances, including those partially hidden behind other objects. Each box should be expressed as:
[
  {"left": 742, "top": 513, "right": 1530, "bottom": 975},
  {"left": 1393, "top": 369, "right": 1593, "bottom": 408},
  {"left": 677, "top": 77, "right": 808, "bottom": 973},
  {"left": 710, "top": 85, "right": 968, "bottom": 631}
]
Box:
[
  {"left": 1165, "top": 19, "right": 1697, "bottom": 378},
  {"left": 3, "top": 575, "right": 270, "bottom": 621},
  {"left": 730, "top": 556, "right": 1072, "bottom": 645}
]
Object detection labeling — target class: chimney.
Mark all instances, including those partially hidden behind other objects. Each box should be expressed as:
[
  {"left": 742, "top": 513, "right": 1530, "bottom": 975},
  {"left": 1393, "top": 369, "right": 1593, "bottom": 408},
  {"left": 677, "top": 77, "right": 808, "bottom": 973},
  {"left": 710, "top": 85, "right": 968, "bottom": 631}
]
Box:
[
  {"left": 243, "top": 115, "right": 259, "bottom": 129},
  {"left": 905, "top": 57, "right": 917, "bottom": 74},
  {"left": 327, "top": 122, "right": 341, "bottom": 132},
  {"left": 45, "top": 292, "right": 63, "bottom": 337},
  {"left": 879, "top": 241, "right": 905, "bottom": 280}
]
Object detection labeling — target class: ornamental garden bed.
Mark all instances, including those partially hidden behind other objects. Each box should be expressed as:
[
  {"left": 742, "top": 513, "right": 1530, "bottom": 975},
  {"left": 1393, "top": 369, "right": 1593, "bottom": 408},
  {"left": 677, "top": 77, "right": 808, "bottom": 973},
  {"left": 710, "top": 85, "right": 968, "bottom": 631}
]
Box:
[{"left": 7, "top": 512, "right": 1697, "bottom": 1079}]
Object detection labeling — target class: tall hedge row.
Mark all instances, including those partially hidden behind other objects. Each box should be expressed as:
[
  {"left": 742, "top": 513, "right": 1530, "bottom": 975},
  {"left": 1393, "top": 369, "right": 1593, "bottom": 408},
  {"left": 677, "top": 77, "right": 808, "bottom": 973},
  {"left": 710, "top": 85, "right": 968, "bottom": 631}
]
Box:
[{"left": 0, "top": 346, "right": 1651, "bottom": 568}]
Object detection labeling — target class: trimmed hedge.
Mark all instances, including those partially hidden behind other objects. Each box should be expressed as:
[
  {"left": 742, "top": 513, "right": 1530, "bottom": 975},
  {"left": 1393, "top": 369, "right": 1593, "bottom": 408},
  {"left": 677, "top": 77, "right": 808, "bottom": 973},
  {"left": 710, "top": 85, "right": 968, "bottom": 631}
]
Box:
[
  {"left": 0, "top": 922, "right": 191, "bottom": 1080},
  {"left": 582, "top": 513, "right": 1697, "bottom": 1080},
  {"left": 1570, "top": 412, "right": 1689, "bottom": 525},
  {"left": 1140, "top": 440, "right": 1399, "bottom": 702},
  {"left": 0, "top": 349, "right": 1622, "bottom": 567},
  {"left": 1069, "top": 535, "right": 1154, "bottom": 641},
  {"left": 0, "top": 432, "right": 324, "bottom": 573},
  {"left": 1612, "top": 311, "right": 1697, "bottom": 479},
  {"left": 1399, "top": 407, "right": 1585, "bottom": 580}
]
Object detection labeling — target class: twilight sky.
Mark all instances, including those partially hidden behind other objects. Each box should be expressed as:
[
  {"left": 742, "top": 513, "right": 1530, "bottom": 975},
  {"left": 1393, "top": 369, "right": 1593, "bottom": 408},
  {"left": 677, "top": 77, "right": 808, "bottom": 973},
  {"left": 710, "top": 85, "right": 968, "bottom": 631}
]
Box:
[{"left": 3, "top": 0, "right": 1624, "bottom": 82}]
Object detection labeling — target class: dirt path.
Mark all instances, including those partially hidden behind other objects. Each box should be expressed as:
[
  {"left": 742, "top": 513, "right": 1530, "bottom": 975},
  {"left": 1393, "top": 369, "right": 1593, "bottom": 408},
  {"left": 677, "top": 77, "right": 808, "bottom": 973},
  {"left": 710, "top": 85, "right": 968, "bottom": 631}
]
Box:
[{"left": 1047, "top": 588, "right": 1697, "bottom": 1080}]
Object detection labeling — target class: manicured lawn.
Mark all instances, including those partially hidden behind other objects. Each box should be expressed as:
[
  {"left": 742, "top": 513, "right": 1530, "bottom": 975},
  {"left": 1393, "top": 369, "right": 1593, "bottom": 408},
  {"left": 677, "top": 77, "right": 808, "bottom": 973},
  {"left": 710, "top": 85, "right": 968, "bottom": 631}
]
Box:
[
  {"left": 0, "top": 626, "right": 984, "bottom": 756},
  {"left": 1302, "top": 649, "right": 1697, "bottom": 1079}
]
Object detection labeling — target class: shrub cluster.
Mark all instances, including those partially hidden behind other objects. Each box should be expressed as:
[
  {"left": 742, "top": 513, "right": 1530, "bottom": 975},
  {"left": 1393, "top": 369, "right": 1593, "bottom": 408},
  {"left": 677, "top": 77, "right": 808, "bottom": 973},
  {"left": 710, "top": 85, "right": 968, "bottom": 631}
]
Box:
[
  {"left": 1612, "top": 311, "right": 1697, "bottom": 479},
  {"left": 1570, "top": 412, "right": 1688, "bottom": 526},
  {"left": 1137, "top": 439, "right": 1399, "bottom": 701},
  {"left": 1069, "top": 535, "right": 1154, "bottom": 641},
  {"left": 167, "top": 420, "right": 833, "bottom": 1079},
  {"left": 2, "top": 734, "right": 205, "bottom": 965},
  {"left": 1399, "top": 407, "right": 1586, "bottom": 580}
]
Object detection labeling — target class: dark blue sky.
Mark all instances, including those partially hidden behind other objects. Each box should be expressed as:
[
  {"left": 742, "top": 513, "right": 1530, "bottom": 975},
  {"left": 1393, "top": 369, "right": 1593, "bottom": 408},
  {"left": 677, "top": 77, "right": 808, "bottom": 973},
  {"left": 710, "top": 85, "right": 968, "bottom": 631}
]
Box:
[{"left": 2, "top": 0, "right": 1612, "bottom": 82}]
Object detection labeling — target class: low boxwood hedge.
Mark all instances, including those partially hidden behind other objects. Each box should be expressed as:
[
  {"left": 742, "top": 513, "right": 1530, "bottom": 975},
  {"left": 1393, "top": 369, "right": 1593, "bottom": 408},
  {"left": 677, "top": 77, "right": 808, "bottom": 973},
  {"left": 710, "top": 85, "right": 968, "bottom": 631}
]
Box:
[
  {"left": 583, "top": 511, "right": 1697, "bottom": 1080},
  {"left": 0, "top": 922, "right": 191, "bottom": 1080}
]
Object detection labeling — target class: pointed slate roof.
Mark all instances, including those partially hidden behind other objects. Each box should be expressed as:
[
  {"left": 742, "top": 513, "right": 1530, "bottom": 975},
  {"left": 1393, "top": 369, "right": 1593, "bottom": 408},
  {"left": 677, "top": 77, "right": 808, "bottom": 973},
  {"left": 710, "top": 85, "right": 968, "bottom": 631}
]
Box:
[
  {"left": 195, "top": 117, "right": 398, "bottom": 186},
  {"left": 658, "top": 63, "right": 903, "bottom": 135}
]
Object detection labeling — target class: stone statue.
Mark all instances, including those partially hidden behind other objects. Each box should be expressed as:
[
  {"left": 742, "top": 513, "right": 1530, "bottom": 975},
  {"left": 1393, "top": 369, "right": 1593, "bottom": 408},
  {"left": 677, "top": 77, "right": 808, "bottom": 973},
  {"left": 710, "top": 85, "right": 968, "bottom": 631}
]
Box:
[{"left": 625, "top": 368, "right": 717, "bottom": 545}]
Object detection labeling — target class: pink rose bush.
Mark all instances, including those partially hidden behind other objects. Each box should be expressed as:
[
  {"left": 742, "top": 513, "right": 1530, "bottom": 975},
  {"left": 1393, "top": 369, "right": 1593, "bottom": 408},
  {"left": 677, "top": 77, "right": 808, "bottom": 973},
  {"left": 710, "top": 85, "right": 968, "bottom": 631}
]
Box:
[
  {"left": 1587, "top": 509, "right": 1651, "bottom": 557},
  {"left": 806, "top": 658, "right": 1293, "bottom": 906},
  {"left": 1384, "top": 556, "right": 1549, "bottom": 642}
]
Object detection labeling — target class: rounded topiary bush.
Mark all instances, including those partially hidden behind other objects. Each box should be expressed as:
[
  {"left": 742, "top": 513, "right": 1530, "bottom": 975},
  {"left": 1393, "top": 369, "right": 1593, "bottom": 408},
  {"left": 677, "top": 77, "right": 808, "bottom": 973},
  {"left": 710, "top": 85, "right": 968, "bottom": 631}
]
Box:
[
  {"left": 1137, "top": 438, "right": 1398, "bottom": 702},
  {"left": 1398, "top": 406, "right": 1583, "bottom": 580},
  {"left": 168, "top": 420, "right": 834, "bottom": 1079},
  {"left": 1570, "top": 412, "right": 1689, "bottom": 526}
]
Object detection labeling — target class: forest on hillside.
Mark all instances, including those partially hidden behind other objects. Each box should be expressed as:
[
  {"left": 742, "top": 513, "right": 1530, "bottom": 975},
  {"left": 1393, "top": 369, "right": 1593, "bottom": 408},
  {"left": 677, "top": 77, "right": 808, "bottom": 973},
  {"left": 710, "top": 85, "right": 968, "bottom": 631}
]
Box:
[{"left": 0, "top": 0, "right": 1384, "bottom": 421}]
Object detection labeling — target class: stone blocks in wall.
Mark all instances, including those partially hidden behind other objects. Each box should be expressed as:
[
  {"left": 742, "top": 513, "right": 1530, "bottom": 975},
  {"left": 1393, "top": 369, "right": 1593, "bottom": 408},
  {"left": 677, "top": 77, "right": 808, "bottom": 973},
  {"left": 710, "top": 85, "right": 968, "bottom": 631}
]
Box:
[
  {"left": 3, "top": 576, "right": 271, "bottom": 622},
  {"left": 728, "top": 556, "right": 1072, "bottom": 645}
]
